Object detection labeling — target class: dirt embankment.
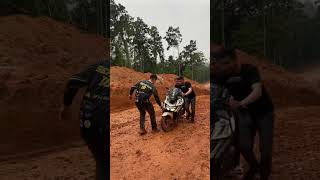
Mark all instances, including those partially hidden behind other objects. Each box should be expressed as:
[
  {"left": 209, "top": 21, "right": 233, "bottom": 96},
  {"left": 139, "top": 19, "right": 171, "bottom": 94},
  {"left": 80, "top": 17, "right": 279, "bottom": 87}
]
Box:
[
  {"left": 110, "top": 66, "right": 209, "bottom": 112},
  {"left": 236, "top": 50, "right": 320, "bottom": 108},
  {"left": 0, "top": 15, "right": 107, "bottom": 158}
]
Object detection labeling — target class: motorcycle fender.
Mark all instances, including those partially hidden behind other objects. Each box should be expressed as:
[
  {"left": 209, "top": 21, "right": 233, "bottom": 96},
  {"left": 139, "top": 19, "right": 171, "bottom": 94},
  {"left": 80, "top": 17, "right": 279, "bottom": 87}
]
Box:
[{"left": 162, "top": 112, "right": 173, "bottom": 118}]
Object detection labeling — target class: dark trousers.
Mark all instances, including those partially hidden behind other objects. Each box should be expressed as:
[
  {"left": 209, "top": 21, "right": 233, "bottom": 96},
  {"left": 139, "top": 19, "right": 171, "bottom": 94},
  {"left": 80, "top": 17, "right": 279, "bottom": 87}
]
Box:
[
  {"left": 84, "top": 133, "right": 106, "bottom": 180},
  {"left": 135, "top": 102, "right": 157, "bottom": 129},
  {"left": 185, "top": 96, "right": 196, "bottom": 119},
  {"left": 233, "top": 113, "right": 241, "bottom": 167},
  {"left": 80, "top": 101, "right": 107, "bottom": 180},
  {"left": 237, "top": 110, "right": 274, "bottom": 179}
]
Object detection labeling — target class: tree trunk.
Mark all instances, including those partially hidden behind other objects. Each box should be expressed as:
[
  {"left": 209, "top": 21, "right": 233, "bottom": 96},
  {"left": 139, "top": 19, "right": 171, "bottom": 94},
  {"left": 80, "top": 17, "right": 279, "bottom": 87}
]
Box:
[
  {"left": 34, "top": 0, "right": 40, "bottom": 16},
  {"left": 221, "top": 0, "right": 225, "bottom": 46},
  {"left": 263, "top": 1, "right": 267, "bottom": 58},
  {"left": 192, "top": 64, "right": 194, "bottom": 80},
  {"left": 120, "top": 32, "right": 130, "bottom": 67},
  {"left": 177, "top": 46, "right": 180, "bottom": 76},
  {"left": 47, "top": 0, "right": 52, "bottom": 17}
]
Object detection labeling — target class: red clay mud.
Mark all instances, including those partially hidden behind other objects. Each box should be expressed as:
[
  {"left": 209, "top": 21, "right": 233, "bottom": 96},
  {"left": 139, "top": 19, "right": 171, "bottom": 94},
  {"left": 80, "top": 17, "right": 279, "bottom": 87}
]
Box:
[{"left": 0, "top": 15, "right": 107, "bottom": 158}]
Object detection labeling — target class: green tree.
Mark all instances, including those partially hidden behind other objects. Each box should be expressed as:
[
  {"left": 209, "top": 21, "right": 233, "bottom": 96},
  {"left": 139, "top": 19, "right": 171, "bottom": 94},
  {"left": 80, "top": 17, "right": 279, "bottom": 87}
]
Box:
[{"left": 164, "top": 26, "right": 183, "bottom": 75}]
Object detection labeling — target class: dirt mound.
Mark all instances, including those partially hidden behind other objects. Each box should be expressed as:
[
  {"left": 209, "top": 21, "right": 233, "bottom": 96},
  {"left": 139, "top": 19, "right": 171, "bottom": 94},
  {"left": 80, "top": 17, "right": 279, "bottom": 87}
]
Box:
[
  {"left": 110, "top": 66, "right": 209, "bottom": 112},
  {"left": 236, "top": 50, "right": 320, "bottom": 108},
  {"left": 298, "top": 65, "right": 320, "bottom": 87},
  {"left": 0, "top": 15, "right": 107, "bottom": 158}
]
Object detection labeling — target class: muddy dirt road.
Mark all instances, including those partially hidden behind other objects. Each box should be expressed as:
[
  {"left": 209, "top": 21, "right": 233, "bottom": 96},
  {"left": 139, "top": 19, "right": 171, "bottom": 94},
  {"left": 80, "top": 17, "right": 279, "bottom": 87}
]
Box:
[
  {"left": 271, "top": 106, "right": 320, "bottom": 179},
  {"left": 0, "top": 144, "right": 95, "bottom": 180},
  {"left": 110, "top": 95, "right": 210, "bottom": 180},
  {"left": 0, "top": 101, "right": 319, "bottom": 180}
]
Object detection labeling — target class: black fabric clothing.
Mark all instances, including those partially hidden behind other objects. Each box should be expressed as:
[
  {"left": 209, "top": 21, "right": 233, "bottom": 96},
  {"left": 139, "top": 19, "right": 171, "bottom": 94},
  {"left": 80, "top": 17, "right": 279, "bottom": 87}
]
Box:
[
  {"left": 135, "top": 101, "right": 157, "bottom": 129},
  {"left": 64, "top": 61, "right": 109, "bottom": 106},
  {"left": 81, "top": 102, "right": 107, "bottom": 179},
  {"left": 184, "top": 96, "right": 196, "bottom": 120},
  {"left": 236, "top": 110, "right": 274, "bottom": 180},
  {"left": 130, "top": 80, "right": 161, "bottom": 130},
  {"left": 63, "top": 60, "right": 109, "bottom": 180},
  {"left": 175, "top": 82, "right": 196, "bottom": 99},
  {"left": 232, "top": 64, "right": 274, "bottom": 116},
  {"left": 130, "top": 80, "right": 161, "bottom": 107}
]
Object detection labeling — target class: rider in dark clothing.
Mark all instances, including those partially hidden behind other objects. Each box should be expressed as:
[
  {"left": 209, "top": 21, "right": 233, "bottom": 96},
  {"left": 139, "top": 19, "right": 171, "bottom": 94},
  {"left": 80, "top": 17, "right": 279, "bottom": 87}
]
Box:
[
  {"left": 60, "top": 60, "right": 109, "bottom": 180},
  {"left": 129, "top": 74, "right": 162, "bottom": 135},
  {"left": 212, "top": 47, "right": 274, "bottom": 180},
  {"left": 175, "top": 77, "right": 196, "bottom": 122}
]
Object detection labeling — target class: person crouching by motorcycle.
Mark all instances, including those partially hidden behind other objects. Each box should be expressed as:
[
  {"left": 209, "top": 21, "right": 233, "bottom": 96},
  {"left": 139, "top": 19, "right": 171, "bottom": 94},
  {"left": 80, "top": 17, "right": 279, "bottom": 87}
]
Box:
[
  {"left": 129, "top": 74, "right": 163, "bottom": 135},
  {"left": 60, "top": 60, "right": 109, "bottom": 180},
  {"left": 174, "top": 76, "right": 196, "bottom": 122}
]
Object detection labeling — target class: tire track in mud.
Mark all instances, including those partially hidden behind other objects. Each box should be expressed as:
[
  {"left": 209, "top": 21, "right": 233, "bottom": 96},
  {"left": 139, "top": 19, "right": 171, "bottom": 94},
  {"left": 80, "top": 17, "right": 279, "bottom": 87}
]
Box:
[{"left": 110, "top": 95, "right": 210, "bottom": 180}]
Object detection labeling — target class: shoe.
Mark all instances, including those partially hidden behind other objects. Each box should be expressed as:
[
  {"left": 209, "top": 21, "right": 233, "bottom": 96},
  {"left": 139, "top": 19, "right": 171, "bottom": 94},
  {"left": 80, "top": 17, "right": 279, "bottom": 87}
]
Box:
[
  {"left": 139, "top": 128, "right": 147, "bottom": 135},
  {"left": 152, "top": 128, "right": 160, "bottom": 133}
]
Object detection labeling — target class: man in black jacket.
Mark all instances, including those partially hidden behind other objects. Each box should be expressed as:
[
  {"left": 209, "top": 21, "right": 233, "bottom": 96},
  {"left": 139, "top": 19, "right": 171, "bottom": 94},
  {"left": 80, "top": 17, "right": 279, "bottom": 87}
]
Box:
[
  {"left": 175, "top": 76, "right": 196, "bottom": 122},
  {"left": 212, "top": 47, "right": 274, "bottom": 180},
  {"left": 129, "top": 74, "right": 162, "bottom": 135},
  {"left": 60, "top": 60, "right": 109, "bottom": 180}
]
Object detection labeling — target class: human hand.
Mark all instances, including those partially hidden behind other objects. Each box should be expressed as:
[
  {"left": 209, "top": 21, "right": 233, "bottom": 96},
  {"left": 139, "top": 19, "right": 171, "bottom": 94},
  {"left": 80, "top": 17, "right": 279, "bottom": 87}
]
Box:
[{"left": 229, "top": 97, "right": 241, "bottom": 110}]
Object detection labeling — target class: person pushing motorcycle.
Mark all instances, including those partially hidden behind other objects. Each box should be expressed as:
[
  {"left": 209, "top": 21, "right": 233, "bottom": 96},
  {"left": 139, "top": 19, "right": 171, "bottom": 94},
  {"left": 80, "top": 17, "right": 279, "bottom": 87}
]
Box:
[
  {"left": 212, "top": 47, "right": 274, "bottom": 180},
  {"left": 60, "top": 60, "right": 109, "bottom": 180},
  {"left": 174, "top": 76, "right": 196, "bottom": 122},
  {"left": 129, "top": 74, "right": 163, "bottom": 135}
]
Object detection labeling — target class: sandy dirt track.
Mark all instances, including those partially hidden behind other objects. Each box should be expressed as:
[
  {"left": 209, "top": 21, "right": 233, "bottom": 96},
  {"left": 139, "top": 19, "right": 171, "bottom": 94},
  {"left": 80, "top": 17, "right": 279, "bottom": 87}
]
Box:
[
  {"left": 110, "top": 95, "right": 210, "bottom": 180},
  {"left": 0, "top": 144, "right": 95, "bottom": 180}
]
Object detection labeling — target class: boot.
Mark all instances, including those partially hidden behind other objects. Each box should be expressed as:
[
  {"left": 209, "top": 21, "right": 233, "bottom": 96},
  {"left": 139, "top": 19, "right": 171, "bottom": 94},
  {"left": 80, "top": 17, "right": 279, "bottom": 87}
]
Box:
[
  {"left": 139, "top": 128, "right": 147, "bottom": 135},
  {"left": 190, "top": 113, "right": 195, "bottom": 123},
  {"left": 186, "top": 113, "right": 191, "bottom": 119},
  {"left": 152, "top": 127, "right": 160, "bottom": 133}
]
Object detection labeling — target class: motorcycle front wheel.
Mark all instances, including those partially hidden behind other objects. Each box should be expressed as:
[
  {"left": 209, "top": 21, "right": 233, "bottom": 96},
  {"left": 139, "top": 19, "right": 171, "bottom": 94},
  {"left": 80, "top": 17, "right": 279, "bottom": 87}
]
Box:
[{"left": 161, "top": 115, "right": 175, "bottom": 132}]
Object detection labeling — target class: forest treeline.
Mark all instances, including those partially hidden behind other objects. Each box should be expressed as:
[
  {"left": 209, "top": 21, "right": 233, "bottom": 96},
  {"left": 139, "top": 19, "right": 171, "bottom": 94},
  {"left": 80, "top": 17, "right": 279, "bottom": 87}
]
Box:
[
  {"left": 212, "top": 0, "right": 320, "bottom": 70},
  {"left": 0, "top": 0, "right": 108, "bottom": 37},
  {"left": 111, "top": 0, "right": 209, "bottom": 82}
]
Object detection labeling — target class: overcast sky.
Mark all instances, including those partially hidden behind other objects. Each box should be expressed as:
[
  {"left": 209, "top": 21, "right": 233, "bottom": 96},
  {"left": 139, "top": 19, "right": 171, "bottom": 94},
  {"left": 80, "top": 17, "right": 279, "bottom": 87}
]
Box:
[{"left": 115, "top": 0, "right": 210, "bottom": 61}]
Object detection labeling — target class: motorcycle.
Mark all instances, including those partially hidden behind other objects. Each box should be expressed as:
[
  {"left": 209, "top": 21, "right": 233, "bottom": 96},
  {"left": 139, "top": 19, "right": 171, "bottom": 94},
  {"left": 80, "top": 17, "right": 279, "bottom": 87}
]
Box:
[
  {"left": 160, "top": 87, "right": 185, "bottom": 132},
  {"left": 211, "top": 77, "right": 243, "bottom": 179}
]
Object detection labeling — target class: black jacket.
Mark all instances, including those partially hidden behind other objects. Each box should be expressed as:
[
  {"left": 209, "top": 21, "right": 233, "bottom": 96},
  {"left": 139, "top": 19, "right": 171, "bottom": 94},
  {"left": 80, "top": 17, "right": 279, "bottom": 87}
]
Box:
[
  {"left": 130, "top": 80, "right": 161, "bottom": 106},
  {"left": 63, "top": 60, "right": 109, "bottom": 107}
]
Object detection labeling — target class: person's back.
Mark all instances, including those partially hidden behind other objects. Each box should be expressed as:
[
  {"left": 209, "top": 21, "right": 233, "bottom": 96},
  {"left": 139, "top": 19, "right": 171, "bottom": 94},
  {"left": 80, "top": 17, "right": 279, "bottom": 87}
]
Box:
[
  {"left": 134, "top": 80, "right": 157, "bottom": 103},
  {"left": 62, "top": 60, "right": 109, "bottom": 180},
  {"left": 129, "top": 74, "right": 162, "bottom": 135}
]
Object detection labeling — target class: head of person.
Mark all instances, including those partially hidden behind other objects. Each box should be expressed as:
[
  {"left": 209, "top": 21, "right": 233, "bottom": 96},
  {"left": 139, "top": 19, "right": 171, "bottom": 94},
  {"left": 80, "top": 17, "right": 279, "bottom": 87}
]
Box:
[
  {"left": 211, "top": 47, "right": 239, "bottom": 79},
  {"left": 175, "top": 76, "right": 184, "bottom": 86},
  {"left": 150, "top": 74, "right": 158, "bottom": 84}
]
